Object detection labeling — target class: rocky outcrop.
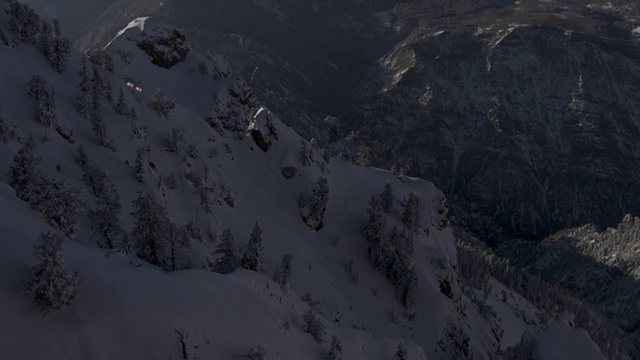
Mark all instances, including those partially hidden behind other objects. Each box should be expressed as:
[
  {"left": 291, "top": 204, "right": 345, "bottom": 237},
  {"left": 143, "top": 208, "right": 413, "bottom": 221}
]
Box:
[{"left": 135, "top": 27, "right": 189, "bottom": 68}]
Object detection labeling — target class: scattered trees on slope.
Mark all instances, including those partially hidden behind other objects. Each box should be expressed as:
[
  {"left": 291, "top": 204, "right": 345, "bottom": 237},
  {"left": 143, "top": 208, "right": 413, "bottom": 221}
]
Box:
[
  {"left": 10, "top": 139, "right": 83, "bottom": 236},
  {"left": 131, "top": 193, "right": 189, "bottom": 271},
  {"left": 363, "top": 185, "right": 421, "bottom": 313}
]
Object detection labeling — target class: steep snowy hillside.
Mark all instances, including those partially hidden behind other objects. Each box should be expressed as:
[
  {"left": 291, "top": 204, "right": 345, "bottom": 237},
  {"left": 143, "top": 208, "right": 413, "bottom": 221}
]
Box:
[
  {"left": 497, "top": 215, "right": 640, "bottom": 348},
  {"left": 0, "top": 2, "right": 633, "bottom": 359}
]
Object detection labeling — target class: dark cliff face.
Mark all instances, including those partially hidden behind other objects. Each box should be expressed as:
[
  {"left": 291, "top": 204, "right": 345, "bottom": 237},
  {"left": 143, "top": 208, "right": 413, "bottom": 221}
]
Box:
[{"left": 352, "top": 24, "right": 640, "bottom": 241}]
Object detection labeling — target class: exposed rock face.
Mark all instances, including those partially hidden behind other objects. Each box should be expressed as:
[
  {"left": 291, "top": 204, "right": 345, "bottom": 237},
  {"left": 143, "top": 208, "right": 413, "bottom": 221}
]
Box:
[
  {"left": 112, "top": 17, "right": 190, "bottom": 69},
  {"left": 247, "top": 107, "right": 278, "bottom": 152},
  {"left": 135, "top": 27, "right": 189, "bottom": 68},
  {"left": 281, "top": 166, "right": 297, "bottom": 179}
]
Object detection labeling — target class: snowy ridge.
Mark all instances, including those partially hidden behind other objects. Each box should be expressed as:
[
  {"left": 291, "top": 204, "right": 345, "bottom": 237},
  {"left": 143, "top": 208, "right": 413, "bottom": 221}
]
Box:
[{"left": 0, "top": 2, "right": 620, "bottom": 359}]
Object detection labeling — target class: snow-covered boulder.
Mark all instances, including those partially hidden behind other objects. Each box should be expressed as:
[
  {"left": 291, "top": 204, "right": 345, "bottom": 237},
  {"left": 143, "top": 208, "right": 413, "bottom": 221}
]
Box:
[{"left": 111, "top": 17, "right": 190, "bottom": 68}]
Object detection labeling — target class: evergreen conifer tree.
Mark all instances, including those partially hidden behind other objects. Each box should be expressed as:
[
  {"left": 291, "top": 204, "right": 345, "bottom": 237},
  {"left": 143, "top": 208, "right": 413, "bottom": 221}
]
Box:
[
  {"left": 50, "top": 19, "right": 71, "bottom": 73},
  {"left": 241, "top": 223, "right": 263, "bottom": 272},
  {"left": 38, "top": 19, "right": 52, "bottom": 58},
  {"left": 212, "top": 229, "right": 240, "bottom": 274},
  {"left": 134, "top": 149, "right": 145, "bottom": 182},
  {"left": 303, "top": 177, "right": 329, "bottom": 230},
  {"left": 9, "top": 136, "right": 40, "bottom": 201},
  {"left": 37, "top": 86, "right": 56, "bottom": 127},
  {"left": 274, "top": 254, "right": 294, "bottom": 289},
  {"left": 381, "top": 181, "right": 394, "bottom": 213},
  {"left": 328, "top": 335, "right": 343, "bottom": 360},
  {"left": 24, "top": 232, "right": 80, "bottom": 313},
  {"left": 365, "top": 196, "right": 387, "bottom": 271},
  {"left": 131, "top": 192, "right": 170, "bottom": 268},
  {"left": 393, "top": 342, "right": 408, "bottom": 360},
  {"left": 75, "top": 145, "right": 89, "bottom": 172},
  {"left": 167, "top": 223, "right": 191, "bottom": 271},
  {"left": 27, "top": 75, "right": 47, "bottom": 100},
  {"left": 29, "top": 177, "right": 84, "bottom": 236},
  {"left": 302, "top": 308, "right": 326, "bottom": 343},
  {"left": 115, "top": 87, "right": 129, "bottom": 115},
  {"left": 402, "top": 193, "right": 422, "bottom": 233},
  {"left": 7, "top": 1, "right": 40, "bottom": 45}
]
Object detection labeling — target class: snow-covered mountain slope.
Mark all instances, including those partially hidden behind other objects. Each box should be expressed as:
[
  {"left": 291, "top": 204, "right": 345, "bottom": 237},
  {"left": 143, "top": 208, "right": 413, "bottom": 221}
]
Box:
[
  {"left": 497, "top": 215, "right": 640, "bottom": 349},
  {"left": 0, "top": 3, "right": 631, "bottom": 359}
]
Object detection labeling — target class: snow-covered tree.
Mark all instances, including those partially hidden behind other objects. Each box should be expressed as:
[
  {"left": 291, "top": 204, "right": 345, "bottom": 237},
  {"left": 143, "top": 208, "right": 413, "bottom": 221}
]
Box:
[
  {"left": 162, "top": 128, "right": 184, "bottom": 152},
  {"left": 302, "top": 308, "right": 326, "bottom": 343},
  {"left": 75, "top": 59, "right": 91, "bottom": 118},
  {"left": 50, "top": 19, "right": 71, "bottom": 73},
  {"left": 9, "top": 136, "right": 40, "bottom": 201},
  {"left": 78, "top": 57, "right": 90, "bottom": 93},
  {"left": 402, "top": 192, "right": 422, "bottom": 233},
  {"left": 299, "top": 140, "right": 313, "bottom": 166},
  {"left": 88, "top": 48, "right": 114, "bottom": 73},
  {"left": 380, "top": 181, "right": 394, "bottom": 213},
  {"left": 186, "top": 172, "right": 212, "bottom": 213},
  {"left": 38, "top": 19, "right": 52, "bottom": 58},
  {"left": 7, "top": 1, "right": 40, "bottom": 45},
  {"left": 149, "top": 88, "right": 175, "bottom": 117},
  {"left": 387, "top": 245, "right": 410, "bottom": 288},
  {"left": 90, "top": 110, "right": 112, "bottom": 149},
  {"left": 24, "top": 232, "right": 80, "bottom": 313},
  {"left": 75, "top": 145, "right": 89, "bottom": 172},
  {"left": 27, "top": 75, "right": 47, "bottom": 100},
  {"left": 437, "top": 318, "right": 472, "bottom": 360},
  {"left": 328, "top": 335, "right": 343, "bottom": 360},
  {"left": 90, "top": 65, "right": 109, "bottom": 105},
  {"left": 247, "top": 345, "right": 267, "bottom": 360},
  {"left": 393, "top": 342, "right": 407, "bottom": 360},
  {"left": 82, "top": 164, "right": 108, "bottom": 198},
  {"left": 0, "top": 28, "right": 7, "bottom": 46},
  {"left": 241, "top": 223, "right": 263, "bottom": 272},
  {"left": 167, "top": 223, "right": 191, "bottom": 272},
  {"left": 92, "top": 192, "right": 122, "bottom": 249},
  {"left": 400, "top": 267, "right": 419, "bottom": 311},
  {"left": 37, "top": 86, "right": 56, "bottom": 127},
  {"left": 115, "top": 87, "right": 129, "bottom": 115},
  {"left": 302, "top": 177, "right": 329, "bottom": 230},
  {"left": 0, "top": 109, "right": 9, "bottom": 144},
  {"left": 211, "top": 228, "right": 240, "bottom": 274},
  {"left": 131, "top": 192, "right": 170, "bottom": 268},
  {"left": 29, "top": 177, "right": 84, "bottom": 236},
  {"left": 274, "top": 254, "right": 294, "bottom": 289},
  {"left": 355, "top": 143, "right": 370, "bottom": 167},
  {"left": 134, "top": 149, "right": 145, "bottom": 183},
  {"left": 83, "top": 164, "right": 122, "bottom": 249},
  {"left": 503, "top": 333, "right": 541, "bottom": 360},
  {"left": 365, "top": 196, "right": 387, "bottom": 271}
]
